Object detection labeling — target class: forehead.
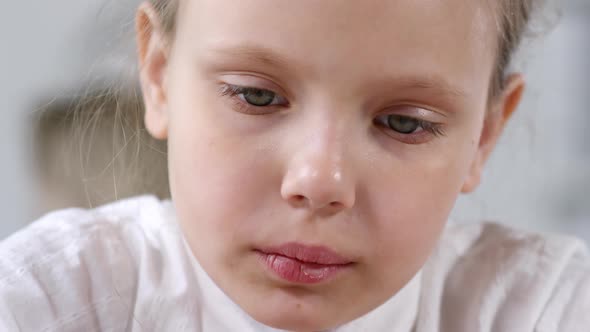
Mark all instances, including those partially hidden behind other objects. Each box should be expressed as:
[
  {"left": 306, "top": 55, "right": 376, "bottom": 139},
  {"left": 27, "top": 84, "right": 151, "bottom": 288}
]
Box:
[{"left": 176, "top": 0, "right": 498, "bottom": 99}]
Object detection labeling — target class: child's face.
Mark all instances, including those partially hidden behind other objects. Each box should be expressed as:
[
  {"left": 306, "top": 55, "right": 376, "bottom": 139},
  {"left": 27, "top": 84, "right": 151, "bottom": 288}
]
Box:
[{"left": 138, "top": 0, "right": 523, "bottom": 330}]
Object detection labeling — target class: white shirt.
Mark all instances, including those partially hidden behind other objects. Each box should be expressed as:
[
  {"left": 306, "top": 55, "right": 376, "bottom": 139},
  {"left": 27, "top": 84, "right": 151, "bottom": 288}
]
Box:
[{"left": 0, "top": 196, "right": 588, "bottom": 332}]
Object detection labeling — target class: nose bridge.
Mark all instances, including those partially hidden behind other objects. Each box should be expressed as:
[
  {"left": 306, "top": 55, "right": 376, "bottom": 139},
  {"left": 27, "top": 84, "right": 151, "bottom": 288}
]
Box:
[
  {"left": 304, "top": 122, "right": 348, "bottom": 180},
  {"left": 281, "top": 111, "right": 356, "bottom": 213}
]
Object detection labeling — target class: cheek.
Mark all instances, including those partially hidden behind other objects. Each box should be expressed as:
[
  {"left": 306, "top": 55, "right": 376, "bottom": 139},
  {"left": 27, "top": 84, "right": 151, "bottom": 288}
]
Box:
[
  {"left": 364, "top": 137, "right": 477, "bottom": 271},
  {"left": 166, "top": 87, "right": 281, "bottom": 259}
]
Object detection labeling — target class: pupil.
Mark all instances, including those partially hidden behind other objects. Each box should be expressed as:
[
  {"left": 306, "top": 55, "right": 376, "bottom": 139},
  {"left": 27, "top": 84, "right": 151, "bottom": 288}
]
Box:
[
  {"left": 244, "top": 89, "right": 275, "bottom": 106},
  {"left": 388, "top": 115, "right": 419, "bottom": 134}
]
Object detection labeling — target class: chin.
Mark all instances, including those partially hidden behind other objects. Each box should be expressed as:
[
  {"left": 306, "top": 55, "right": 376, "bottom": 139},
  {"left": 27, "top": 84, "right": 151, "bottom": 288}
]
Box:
[
  {"left": 253, "top": 312, "right": 336, "bottom": 332},
  {"left": 243, "top": 293, "right": 353, "bottom": 332}
]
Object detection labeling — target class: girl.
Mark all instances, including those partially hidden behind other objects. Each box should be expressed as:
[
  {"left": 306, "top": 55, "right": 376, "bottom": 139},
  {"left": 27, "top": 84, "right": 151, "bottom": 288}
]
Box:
[{"left": 1, "top": 0, "right": 588, "bottom": 331}]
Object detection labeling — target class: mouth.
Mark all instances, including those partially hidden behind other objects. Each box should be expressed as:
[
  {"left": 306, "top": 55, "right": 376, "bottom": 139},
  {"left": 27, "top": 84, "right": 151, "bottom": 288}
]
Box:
[{"left": 255, "top": 243, "right": 355, "bottom": 285}]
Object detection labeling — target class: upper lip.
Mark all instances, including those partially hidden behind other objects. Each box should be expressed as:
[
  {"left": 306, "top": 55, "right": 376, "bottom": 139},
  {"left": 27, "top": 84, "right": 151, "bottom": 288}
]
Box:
[{"left": 256, "top": 242, "right": 353, "bottom": 265}]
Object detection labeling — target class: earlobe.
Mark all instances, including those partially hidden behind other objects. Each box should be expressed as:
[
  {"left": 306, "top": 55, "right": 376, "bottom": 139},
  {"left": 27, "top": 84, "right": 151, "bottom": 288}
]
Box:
[
  {"left": 460, "top": 74, "right": 526, "bottom": 194},
  {"left": 144, "top": 101, "right": 169, "bottom": 140},
  {"left": 136, "top": 2, "right": 170, "bottom": 140},
  {"left": 461, "top": 170, "right": 482, "bottom": 193}
]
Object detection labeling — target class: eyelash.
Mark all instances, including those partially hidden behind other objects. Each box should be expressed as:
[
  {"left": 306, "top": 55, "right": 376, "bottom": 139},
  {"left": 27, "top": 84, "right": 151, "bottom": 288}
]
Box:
[{"left": 218, "top": 83, "right": 446, "bottom": 141}]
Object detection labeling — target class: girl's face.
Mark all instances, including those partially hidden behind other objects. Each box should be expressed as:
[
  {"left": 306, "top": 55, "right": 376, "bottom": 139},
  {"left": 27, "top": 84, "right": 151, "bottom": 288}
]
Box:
[{"left": 138, "top": 0, "right": 523, "bottom": 330}]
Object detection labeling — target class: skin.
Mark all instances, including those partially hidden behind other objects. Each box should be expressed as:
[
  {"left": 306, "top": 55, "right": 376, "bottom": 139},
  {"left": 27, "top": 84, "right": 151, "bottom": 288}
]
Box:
[{"left": 136, "top": 0, "right": 525, "bottom": 330}]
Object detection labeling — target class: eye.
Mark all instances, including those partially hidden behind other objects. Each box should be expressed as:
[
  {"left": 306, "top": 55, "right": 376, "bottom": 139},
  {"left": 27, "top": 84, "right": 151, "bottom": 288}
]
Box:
[
  {"left": 374, "top": 112, "right": 446, "bottom": 144},
  {"left": 386, "top": 115, "right": 421, "bottom": 134},
  {"left": 375, "top": 114, "right": 424, "bottom": 134},
  {"left": 219, "top": 84, "right": 288, "bottom": 109},
  {"left": 241, "top": 88, "right": 276, "bottom": 107}
]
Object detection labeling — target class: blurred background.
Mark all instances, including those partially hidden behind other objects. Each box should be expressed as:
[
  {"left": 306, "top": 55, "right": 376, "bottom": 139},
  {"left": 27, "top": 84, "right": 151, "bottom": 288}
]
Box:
[{"left": 0, "top": 0, "right": 588, "bottom": 242}]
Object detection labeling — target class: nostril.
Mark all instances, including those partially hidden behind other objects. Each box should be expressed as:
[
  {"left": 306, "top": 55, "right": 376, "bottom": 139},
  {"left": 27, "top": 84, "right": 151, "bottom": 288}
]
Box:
[
  {"left": 289, "top": 195, "right": 307, "bottom": 206},
  {"left": 293, "top": 195, "right": 306, "bottom": 202},
  {"left": 329, "top": 201, "right": 343, "bottom": 208},
  {"left": 286, "top": 194, "right": 349, "bottom": 211}
]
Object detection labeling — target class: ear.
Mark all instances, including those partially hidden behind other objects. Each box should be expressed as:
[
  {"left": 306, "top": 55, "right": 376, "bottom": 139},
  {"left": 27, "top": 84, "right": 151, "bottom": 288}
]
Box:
[
  {"left": 136, "top": 2, "right": 170, "bottom": 140},
  {"left": 461, "top": 74, "right": 525, "bottom": 193}
]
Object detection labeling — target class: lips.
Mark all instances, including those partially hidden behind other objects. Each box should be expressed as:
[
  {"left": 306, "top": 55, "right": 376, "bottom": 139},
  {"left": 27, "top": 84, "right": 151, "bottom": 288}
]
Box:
[{"left": 255, "top": 243, "right": 354, "bottom": 284}]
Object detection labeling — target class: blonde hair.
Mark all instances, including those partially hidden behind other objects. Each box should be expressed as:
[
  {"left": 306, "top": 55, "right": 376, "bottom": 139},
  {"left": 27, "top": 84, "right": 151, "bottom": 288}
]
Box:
[{"left": 34, "top": 87, "right": 169, "bottom": 211}]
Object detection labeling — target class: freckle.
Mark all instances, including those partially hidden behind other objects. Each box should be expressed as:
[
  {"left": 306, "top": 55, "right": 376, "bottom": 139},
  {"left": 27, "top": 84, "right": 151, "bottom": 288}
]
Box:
[{"left": 296, "top": 303, "right": 302, "bottom": 310}]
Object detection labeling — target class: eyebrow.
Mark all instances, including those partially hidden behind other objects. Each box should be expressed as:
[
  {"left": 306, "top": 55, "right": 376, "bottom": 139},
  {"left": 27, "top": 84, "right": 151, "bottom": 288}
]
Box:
[
  {"left": 388, "top": 76, "right": 468, "bottom": 100},
  {"left": 203, "top": 44, "right": 293, "bottom": 71},
  {"left": 203, "top": 44, "right": 468, "bottom": 100}
]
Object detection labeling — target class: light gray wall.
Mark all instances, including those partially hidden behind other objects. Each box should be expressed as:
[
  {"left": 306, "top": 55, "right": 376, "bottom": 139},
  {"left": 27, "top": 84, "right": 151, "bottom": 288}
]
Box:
[
  {"left": 0, "top": 1, "right": 90, "bottom": 237},
  {"left": 0, "top": 1, "right": 588, "bottom": 241}
]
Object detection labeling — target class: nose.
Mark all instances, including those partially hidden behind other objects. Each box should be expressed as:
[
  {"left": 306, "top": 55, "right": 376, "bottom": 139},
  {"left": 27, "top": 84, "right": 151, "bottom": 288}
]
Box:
[{"left": 280, "top": 136, "right": 356, "bottom": 216}]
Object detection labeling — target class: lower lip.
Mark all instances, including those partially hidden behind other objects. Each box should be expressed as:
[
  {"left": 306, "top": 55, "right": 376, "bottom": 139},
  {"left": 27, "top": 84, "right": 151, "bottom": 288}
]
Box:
[{"left": 256, "top": 252, "right": 351, "bottom": 284}]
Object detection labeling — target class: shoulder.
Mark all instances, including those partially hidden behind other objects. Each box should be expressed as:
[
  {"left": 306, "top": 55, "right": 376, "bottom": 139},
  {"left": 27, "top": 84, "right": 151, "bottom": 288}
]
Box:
[
  {"left": 422, "top": 222, "right": 590, "bottom": 331},
  {"left": 0, "top": 195, "right": 178, "bottom": 331},
  {"left": 0, "top": 195, "right": 175, "bottom": 278}
]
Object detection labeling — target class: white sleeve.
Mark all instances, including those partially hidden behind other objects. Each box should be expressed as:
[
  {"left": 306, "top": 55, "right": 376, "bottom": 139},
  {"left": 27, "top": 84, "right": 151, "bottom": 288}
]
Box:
[
  {"left": 536, "top": 246, "right": 590, "bottom": 332},
  {"left": 0, "top": 269, "right": 54, "bottom": 331},
  {"left": 0, "top": 209, "right": 138, "bottom": 332},
  {"left": 0, "top": 300, "right": 20, "bottom": 331}
]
